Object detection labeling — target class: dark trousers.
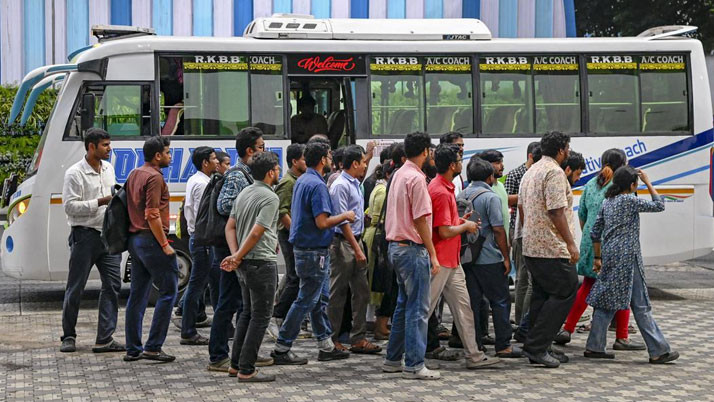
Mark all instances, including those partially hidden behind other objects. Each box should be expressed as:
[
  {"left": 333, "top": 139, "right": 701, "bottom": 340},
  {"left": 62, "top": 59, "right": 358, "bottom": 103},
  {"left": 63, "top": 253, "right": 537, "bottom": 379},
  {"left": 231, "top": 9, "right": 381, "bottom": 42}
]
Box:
[
  {"left": 426, "top": 312, "right": 441, "bottom": 352},
  {"left": 62, "top": 227, "right": 122, "bottom": 344},
  {"left": 273, "top": 230, "right": 298, "bottom": 319},
  {"left": 181, "top": 235, "right": 218, "bottom": 339},
  {"left": 209, "top": 245, "right": 243, "bottom": 363},
  {"left": 523, "top": 257, "right": 578, "bottom": 355},
  {"left": 125, "top": 233, "right": 178, "bottom": 356},
  {"left": 463, "top": 262, "right": 512, "bottom": 352},
  {"left": 376, "top": 270, "right": 398, "bottom": 318},
  {"left": 231, "top": 260, "right": 277, "bottom": 375}
]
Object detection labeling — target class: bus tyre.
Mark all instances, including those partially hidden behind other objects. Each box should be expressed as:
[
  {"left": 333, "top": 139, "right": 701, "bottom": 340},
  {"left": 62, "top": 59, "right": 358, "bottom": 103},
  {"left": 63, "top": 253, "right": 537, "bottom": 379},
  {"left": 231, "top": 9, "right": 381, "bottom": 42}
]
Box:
[{"left": 148, "top": 235, "right": 192, "bottom": 306}]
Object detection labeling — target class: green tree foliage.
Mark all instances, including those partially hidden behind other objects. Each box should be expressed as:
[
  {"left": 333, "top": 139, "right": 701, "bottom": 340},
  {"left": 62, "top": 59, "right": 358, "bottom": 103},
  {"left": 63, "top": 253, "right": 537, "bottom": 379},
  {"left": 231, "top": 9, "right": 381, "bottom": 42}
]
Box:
[
  {"left": 0, "top": 86, "right": 58, "bottom": 184},
  {"left": 575, "top": 0, "right": 714, "bottom": 53}
]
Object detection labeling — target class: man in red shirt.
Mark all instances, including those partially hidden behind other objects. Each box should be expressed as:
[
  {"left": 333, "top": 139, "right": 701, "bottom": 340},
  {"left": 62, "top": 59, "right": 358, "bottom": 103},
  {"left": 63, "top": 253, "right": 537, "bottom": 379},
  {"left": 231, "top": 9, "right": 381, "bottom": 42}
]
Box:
[{"left": 425, "top": 144, "right": 502, "bottom": 369}]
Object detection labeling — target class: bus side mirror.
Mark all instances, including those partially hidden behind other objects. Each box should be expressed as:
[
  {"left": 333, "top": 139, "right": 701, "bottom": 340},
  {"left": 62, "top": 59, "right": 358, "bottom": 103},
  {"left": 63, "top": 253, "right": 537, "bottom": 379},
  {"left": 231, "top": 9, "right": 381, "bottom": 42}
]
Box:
[{"left": 80, "top": 93, "right": 96, "bottom": 133}]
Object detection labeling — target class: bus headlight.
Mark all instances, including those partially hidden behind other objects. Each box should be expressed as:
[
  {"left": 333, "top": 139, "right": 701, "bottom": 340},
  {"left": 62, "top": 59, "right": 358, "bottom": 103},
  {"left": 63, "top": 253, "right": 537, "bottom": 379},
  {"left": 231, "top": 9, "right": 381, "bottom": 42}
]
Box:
[{"left": 7, "top": 197, "right": 30, "bottom": 225}]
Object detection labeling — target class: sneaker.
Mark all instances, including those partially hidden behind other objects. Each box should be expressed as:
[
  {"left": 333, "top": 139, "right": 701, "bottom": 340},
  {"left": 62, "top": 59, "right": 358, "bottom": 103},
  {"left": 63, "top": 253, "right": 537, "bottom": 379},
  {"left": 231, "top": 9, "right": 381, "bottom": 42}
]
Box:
[
  {"left": 60, "top": 337, "right": 76, "bottom": 353},
  {"left": 255, "top": 355, "right": 274, "bottom": 367},
  {"left": 649, "top": 351, "right": 679, "bottom": 364},
  {"left": 523, "top": 349, "right": 560, "bottom": 368},
  {"left": 318, "top": 348, "right": 350, "bottom": 362},
  {"left": 613, "top": 338, "right": 646, "bottom": 351},
  {"left": 402, "top": 366, "right": 440, "bottom": 380},
  {"left": 123, "top": 353, "right": 142, "bottom": 362},
  {"left": 171, "top": 317, "right": 183, "bottom": 330},
  {"left": 584, "top": 350, "right": 615, "bottom": 359},
  {"left": 180, "top": 334, "right": 210, "bottom": 345},
  {"left": 92, "top": 340, "right": 126, "bottom": 353},
  {"left": 195, "top": 316, "right": 213, "bottom": 328},
  {"left": 548, "top": 348, "right": 569, "bottom": 363},
  {"left": 141, "top": 350, "right": 176, "bottom": 362},
  {"left": 207, "top": 357, "right": 232, "bottom": 372},
  {"left": 554, "top": 329, "right": 572, "bottom": 345},
  {"left": 267, "top": 318, "right": 282, "bottom": 340},
  {"left": 466, "top": 356, "right": 502, "bottom": 369},
  {"left": 271, "top": 350, "right": 308, "bottom": 365}
]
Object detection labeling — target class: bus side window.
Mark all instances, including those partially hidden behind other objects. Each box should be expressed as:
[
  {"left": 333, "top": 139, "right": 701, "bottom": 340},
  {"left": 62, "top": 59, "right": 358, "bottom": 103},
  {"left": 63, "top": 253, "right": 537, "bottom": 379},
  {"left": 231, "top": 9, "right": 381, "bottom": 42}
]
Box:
[
  {"left": 66, "top": 84, "right": 152, "bottom": 139},
  {"left": 425, "top": 66, "right": 473, "bottom": 135}
]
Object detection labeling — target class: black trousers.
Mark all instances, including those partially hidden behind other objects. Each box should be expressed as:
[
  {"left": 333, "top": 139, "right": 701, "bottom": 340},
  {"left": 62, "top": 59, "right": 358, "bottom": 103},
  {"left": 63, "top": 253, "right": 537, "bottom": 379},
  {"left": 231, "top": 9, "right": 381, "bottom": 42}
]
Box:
[
  {"left": 523, "top": 257, "right": 578, "bottom": 355},
  {"left": 273, "top": 230, "right": 298, "bottom": 319}
]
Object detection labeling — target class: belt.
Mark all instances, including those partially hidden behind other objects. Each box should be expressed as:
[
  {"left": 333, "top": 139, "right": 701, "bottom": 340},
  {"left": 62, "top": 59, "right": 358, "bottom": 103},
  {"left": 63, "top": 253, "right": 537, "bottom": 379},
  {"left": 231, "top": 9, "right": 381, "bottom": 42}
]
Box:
[
  {"left": 71, "top": 226, "right": 100, "bottom": 234},
  {"left": 392, "top": 240, "right": 424, "bottom": 247},
  {"left": 336, "top": 232, "right": 361, "bottom": 242},
  {"left": 294, "top": 246, "right": 329, "bottom": 251}
]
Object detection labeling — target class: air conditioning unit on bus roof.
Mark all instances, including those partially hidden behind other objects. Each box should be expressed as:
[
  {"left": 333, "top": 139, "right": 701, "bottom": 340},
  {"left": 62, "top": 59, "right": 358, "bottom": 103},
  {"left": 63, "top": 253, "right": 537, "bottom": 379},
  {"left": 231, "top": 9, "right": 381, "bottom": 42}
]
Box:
[{"left": 244, "top": 15, "right": 492, "bottom": 40}]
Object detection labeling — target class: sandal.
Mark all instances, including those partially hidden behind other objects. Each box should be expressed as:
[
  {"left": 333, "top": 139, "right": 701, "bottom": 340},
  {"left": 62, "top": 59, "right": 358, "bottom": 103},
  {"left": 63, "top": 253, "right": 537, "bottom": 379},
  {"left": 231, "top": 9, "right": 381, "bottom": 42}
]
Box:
[
  {"left": 350, "top": 340, "right": 382, "bottom": 354},
  {"left": 334, "top": 341, "right": 349, "bottom": 352}
]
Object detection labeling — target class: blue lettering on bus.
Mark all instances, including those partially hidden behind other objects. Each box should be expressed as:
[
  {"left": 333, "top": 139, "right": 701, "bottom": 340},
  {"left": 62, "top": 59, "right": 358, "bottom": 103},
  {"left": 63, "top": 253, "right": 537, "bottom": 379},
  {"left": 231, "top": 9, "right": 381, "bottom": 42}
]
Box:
[
  {"left": 111, "top": 147, "right": 284, "bottom": 184},
  {"left": 582, "top": 139, "right": 648, "bottom": 176}
]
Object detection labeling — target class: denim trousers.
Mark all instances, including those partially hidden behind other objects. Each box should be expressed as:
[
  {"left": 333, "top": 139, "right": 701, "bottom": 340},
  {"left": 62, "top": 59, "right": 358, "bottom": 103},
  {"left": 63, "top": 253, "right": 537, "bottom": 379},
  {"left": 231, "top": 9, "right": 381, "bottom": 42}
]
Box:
[
  {"left": 273, "top": 230, "right": 299, "bottom": 319},
  {"left": 384, "top": 242, "right": 430, "bottom": 372},
  {"left": 208, "top": 245, "right": 243, "bottom": 363},
  {"left": 62, "top": 227, "right": 122, "bottom": 344},
  {"left": 181, "top": 235, "right": 218, "bottom": 339},
  {"left": 586, "top": 270, "right": 670, "bottom": 358},
  {"left": 523, "top": 257, "right": 578, "bottom": 355},
  {"left": 463, "top": 261, "right": 513, "bottom": 352},
  {"left": 125, "top": 233, "right": 178, "bottom": 356},
  {"left": 231, "top": 260, "right": 277, "bottom": 374},
  {"left": 276, "top": 247, "right": 333, "bottom": 350}
]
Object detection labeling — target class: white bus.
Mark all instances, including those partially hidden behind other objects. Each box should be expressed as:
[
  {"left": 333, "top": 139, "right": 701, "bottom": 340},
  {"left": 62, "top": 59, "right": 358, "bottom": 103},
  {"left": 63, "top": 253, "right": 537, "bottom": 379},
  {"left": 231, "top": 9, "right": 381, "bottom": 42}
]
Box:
[{"left": 2, "top": 17, "right": 712, "bottom": 292}]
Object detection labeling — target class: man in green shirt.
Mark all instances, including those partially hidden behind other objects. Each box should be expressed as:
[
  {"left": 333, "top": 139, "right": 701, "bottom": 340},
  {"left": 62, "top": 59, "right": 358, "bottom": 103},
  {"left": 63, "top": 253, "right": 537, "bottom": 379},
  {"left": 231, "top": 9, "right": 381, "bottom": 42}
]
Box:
[
  {"left": 271, "top": 144, "right": 307, "bottom": 337},
  {"left": 478, "top": 150, "right": 513, "bottom": 241},
  {"left": 221, "top": 152, "right": 281, "bottom": 382}
]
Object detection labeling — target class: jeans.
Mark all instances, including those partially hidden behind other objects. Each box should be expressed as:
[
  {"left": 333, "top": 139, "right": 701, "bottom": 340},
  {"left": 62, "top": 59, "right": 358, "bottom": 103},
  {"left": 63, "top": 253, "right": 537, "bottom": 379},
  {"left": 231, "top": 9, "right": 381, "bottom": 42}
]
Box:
[
  {"left": 586, "top": 270, "right": 670, "bottom": 358},
  {"left": 463, "top": 262, "right": 512, "bottom": 352},
  {"left": 62, "top": 227, "right": 122, "bottom": 344},
  {"left": 231, "top": 260, "right": 277, "bottom": 374},
  {"left": 125, "top": 233, "right": 178, "bottom": 356},
  {"left": 328, "top": 237, "right": 369, "bottom": 343},
  {"left": 384, "top": 242, "right": 430, "bottom": 372},
  {"left": 181, "top": 235, "right": 217, "bottom": 339},
  {"left": 275, "top": 247, "right": 333, "bottom": 351},
  {"left": 273, "top": 230, "right": 298, "bottom": 319},
  {"left": 523, "top": 257, "right": 578, "bottom": 355},
  {"left": 208, "top": 245, "right": 243, "bottom": 363}
]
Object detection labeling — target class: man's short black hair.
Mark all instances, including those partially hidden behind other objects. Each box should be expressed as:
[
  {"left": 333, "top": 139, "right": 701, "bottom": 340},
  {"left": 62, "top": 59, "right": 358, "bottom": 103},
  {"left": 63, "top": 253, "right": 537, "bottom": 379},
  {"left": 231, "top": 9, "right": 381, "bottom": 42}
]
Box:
[
  {"left": 527, "top": 142, "right": 540, "bottom": 159},
  {"left": 439, "top": 131, "right": 463, "bottom": 144},
  {"left": 305, "top": 141, "right": 330, "bottom": 168},
  {"left": 478, "top": 149, "right": 504, "bottom": 164},
  {"left": 286, "top": 143, "right": 306, "bottom": 168},
  {"left": 540, "top": 131, "right": 570, "bottom": 158},
  {"left": 191, "top": 146, "right": 215, "bottom": 170},
  {"left": 561, "top": 151, "right": 586, "bottom": 172},
  {"left": 404, "top": 132, "right": 432, "bottom": 158},
  {"left": 84, "top": 127, "right": 111, "bottom": 151},
  {"left": 307, "top": 134, "right": 330, "bottom": 145},
  {"left": 379, "top": 146, "right": 391, "bottom": 164},
  {"left": 143, "top": 136, "right": 171, "bottom": 162},
  {"left": 235, "top": 126, "right": 263, "bottom": 158},
  {"left": 342, "top": 144, "right": 366, "bottom": 171},
  {"left": 332, "top": 147, "right": 346, "bottom": 169},
  {"left": 215, "top": 151, "right": 230, "bottom": 163},
  {"left": 467, "top": 157, "right": 494, "bottom": 182},
  {"left": 297, "top": 95, "right": 316, "bottom": 108},
  {"left": 251, "top": 152, "right": 279, "bottom": 181},
  {"left": 434, "top": 144, "right": 460, "bottom": 175},
  {"left": 391, "top": 143, "right": 406, "bottom": 167}
]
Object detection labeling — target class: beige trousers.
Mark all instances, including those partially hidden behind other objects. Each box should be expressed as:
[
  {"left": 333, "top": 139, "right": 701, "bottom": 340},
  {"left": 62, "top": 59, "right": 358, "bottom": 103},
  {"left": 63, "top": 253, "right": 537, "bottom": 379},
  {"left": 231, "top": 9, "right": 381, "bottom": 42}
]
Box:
[{"left": 428, "top": 265, "right": 486, "bottom": 363}]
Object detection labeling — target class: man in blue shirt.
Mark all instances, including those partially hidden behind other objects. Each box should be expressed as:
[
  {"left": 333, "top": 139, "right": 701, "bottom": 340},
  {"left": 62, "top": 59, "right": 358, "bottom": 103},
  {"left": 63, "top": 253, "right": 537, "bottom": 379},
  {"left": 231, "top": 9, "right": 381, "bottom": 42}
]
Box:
[
  {"left": 327, "top": 145, "right": 382, "bottom": 354},
  {"left": 461, "top": 157, "right": 520, "bottom": 358},
  {"left": 272, "top": 141, "right": 356, "bottom": 365}
]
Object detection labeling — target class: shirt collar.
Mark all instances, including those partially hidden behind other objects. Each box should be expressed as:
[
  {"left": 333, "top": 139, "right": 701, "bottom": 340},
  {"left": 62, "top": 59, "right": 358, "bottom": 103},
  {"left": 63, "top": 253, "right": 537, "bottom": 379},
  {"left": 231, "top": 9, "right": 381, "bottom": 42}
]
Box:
[
  {"left": 80, "top": 157, "right": 105, "bottom": 175},
  {"left": 287, "top": 170, "right": 299, "bottom": 180},
  {"left": 403, "top": 160, "right": 426, "bottom": 178},
  {"left": 235, "top": 159, "right": 251, "bottom": 173},
  {"left": 254, "top": 180, "right": 273, "bottom": 191},
  {"left": 435, "top": 174, "right": 455, "bottom": 192},
  {"left": 196, "top": 170, "right": 210, "bottom": 181},
  {"left": 542, "top": 156, "right": 559, "bottom": 167},
  {"left": 340, "top": 170, "right": 360, "bottom": 186},
  {"left": 143, "top": 162, "right": 163, "bottom": 174},
  {"left": 306, "top": 168, "right": 325, "bottom": 181},
  {"left": 470, "top": 181, "right": 493, "bottom": 191}
]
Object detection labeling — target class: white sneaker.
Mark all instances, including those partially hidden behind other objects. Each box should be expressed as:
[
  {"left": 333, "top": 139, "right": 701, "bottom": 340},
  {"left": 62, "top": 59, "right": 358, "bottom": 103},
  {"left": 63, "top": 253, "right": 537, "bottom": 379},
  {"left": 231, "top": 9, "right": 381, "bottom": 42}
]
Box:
[
  {"left": 401, "top": 366, "right": 440, "bottom": 380},
  {"left": 267, "top": 318, "right": 281, "bottom": 340}
]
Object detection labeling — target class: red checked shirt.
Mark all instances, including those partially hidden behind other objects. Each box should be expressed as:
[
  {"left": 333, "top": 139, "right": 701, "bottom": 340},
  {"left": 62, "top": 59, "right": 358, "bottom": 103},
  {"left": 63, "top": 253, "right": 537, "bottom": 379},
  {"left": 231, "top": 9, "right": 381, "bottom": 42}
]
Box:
[{"left": 428, "top": 174, "right": 461, "bottom": 268}]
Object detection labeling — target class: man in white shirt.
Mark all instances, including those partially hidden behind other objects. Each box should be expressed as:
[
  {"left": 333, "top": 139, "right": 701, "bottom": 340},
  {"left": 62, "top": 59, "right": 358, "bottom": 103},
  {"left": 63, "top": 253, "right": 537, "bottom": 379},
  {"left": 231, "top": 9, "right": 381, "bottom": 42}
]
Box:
[
  {"left": 180, "top": 146, "right": 219, "bottom": 345},
  {"left": 60, "top": 128, "right": 124, "bottom": 354}
]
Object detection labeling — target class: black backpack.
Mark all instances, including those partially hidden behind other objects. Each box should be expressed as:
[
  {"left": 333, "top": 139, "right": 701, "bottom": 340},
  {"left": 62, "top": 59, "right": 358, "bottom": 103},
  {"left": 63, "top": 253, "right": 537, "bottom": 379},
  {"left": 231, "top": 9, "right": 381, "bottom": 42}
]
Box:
[
  {"left": 456, "top": 187, "right": 489, "bottom": 265},
  {"left": 193, "top": 165, "right": 253, "bottom": 247},
  {"left": 101, "top": 185, "right": 130, "bottom": 254}
]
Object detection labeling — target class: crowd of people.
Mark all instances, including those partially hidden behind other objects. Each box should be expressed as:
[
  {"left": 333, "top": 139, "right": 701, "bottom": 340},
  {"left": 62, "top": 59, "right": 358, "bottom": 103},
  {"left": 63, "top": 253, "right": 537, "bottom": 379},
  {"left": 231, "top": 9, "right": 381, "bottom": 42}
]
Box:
[{"left": 58, "top": 127, "right": 680, "bottom": 383}]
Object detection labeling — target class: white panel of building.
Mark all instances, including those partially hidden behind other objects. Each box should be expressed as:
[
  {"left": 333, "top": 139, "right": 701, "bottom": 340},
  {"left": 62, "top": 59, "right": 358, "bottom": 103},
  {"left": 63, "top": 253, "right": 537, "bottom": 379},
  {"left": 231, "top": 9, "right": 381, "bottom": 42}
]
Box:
[
  {"left": 173, "top": 0, "right": 193, "bottom": 36},
  {"left": 214, "top": 0, "right": 233, "bottom": 37},
  {"left": 89, "top": 0, "right": 111, "bottom": 44},
  {"left": 1, "top": 0, "right": 24, "bottom": 84}
]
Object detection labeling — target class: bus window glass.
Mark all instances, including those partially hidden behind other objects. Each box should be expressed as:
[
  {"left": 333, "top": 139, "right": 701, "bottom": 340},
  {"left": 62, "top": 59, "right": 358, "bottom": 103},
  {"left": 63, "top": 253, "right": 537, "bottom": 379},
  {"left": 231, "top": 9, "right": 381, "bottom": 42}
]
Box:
[
  {"left": 370, "top": 56, "right": 424, "bottom": 135},
  {"left": 480, "top": 56, "right": 533, "bottom": 134},
  {"left": 587, "top": 55, "right": 639, "bottom": 134},
  {"left": 425, "top": 56, "right": 473, "bottom": 134},
  {"left": 66, "top": 84, "right": 151, "bottom": 138},
  {"left": 639, "top": 54, "right": 689, "bottom": 132},
  {"left": 533, "top": 56, "right": 580, "bottom": 133},
  {"left": 250, "top": 55, "right": 284, "bottom": 136}
]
